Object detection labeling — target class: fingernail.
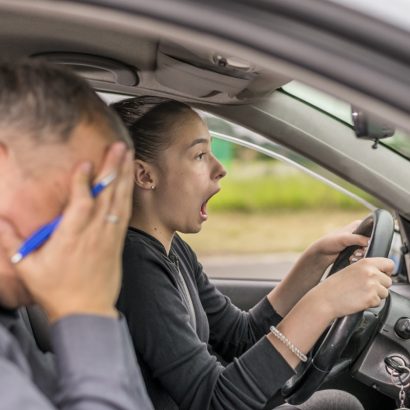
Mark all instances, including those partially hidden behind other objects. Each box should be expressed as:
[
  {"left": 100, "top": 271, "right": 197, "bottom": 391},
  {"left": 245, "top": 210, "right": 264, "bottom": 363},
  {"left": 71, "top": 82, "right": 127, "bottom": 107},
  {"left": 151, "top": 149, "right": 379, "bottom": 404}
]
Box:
[
  {"left": 113, "top": 141, "right": 127, "bottom": 153},
  {"left": 355, "top": 251, "right": 363, "bottom": 257},
  {"left": 81, "top": 161, "right": 92, "bottom": 175},
  {"left": 101, "top": 172, "right": 117, "bottom": 186},
  {"left": 351, "top": 257, "right": 358, "bottom": 263}
]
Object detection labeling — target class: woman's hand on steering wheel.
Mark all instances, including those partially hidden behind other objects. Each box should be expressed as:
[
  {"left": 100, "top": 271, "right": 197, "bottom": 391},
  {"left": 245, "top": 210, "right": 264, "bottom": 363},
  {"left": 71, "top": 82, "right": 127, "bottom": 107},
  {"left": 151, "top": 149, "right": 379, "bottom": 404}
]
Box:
[
  {"left": 306, "top": 220, "right": 370, "bottom": 272},
  {"left": 313, "top": 256, "right": 394, "bottom": 320},
  {"left": 282, "top": 210, "right": 396, "bottom": 405}
]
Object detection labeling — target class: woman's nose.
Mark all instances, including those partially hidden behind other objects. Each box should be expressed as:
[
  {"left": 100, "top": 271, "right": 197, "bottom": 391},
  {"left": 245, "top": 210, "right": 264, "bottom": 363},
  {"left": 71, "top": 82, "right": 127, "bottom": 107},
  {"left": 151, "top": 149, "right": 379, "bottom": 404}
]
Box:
[{"left": 213, "top": 157, "right": 227, "bottom": 181}]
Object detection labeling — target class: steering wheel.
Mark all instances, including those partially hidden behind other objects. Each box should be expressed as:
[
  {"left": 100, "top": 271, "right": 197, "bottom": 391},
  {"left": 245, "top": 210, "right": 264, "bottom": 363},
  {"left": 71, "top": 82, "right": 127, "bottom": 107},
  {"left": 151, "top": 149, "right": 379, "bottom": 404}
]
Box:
[{"left": 281, "top": 209, "right": 394, "bottom": 405}]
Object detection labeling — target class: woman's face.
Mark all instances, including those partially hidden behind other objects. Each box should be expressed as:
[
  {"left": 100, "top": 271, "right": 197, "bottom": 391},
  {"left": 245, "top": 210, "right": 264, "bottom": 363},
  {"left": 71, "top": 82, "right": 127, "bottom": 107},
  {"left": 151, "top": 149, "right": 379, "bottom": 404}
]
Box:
[{"left": 153, "top": 115, "right": 226, "bottom": 234}]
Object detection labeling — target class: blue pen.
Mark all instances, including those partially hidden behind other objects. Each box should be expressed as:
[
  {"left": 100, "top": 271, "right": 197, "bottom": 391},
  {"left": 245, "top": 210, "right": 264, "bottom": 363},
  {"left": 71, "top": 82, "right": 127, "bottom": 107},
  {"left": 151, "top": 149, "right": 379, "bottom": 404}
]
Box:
[{"left": 11, "top": 172, "right": 116, "bottom": 264}]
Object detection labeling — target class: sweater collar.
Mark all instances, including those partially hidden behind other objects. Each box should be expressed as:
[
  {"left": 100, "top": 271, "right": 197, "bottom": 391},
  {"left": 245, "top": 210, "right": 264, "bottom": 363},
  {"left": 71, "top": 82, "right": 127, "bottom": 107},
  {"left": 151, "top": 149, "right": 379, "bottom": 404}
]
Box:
[{"left": 127, "top": 226, "right": 177, "bottom": 257}]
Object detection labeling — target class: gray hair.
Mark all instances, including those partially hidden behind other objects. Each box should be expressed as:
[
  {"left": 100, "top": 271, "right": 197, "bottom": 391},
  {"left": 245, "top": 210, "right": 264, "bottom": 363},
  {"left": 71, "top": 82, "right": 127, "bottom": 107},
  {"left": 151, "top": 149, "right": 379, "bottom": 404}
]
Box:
[{"left": 0, "top": 59, "right": 130, "bottom": 145}]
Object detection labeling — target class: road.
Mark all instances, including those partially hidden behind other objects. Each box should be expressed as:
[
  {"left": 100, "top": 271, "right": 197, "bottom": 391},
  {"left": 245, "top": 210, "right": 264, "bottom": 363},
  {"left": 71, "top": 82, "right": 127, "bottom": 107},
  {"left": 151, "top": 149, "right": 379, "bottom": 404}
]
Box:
[{"left": 200, "top": 253, "right": 300, "bottom": 280}]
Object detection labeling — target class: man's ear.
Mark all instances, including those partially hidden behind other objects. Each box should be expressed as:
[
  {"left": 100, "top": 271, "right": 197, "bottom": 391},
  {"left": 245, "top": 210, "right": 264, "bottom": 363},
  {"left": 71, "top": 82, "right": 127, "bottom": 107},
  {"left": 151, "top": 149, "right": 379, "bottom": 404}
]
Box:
[{"left": 134, "top": 159, "right": 157, "bottom": 190}]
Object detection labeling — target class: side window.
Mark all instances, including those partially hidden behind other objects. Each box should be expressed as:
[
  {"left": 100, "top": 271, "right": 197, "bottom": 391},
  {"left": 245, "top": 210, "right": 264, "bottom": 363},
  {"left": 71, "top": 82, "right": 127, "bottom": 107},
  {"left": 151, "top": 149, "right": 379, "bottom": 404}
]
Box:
[{"left": 180, "top": 114, "right": 373, "bottom": 281}]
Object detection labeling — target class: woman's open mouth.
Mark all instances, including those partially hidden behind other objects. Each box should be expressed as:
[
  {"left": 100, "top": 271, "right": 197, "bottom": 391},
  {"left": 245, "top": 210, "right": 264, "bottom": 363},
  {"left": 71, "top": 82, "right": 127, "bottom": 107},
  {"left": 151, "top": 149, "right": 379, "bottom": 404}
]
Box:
[
  {"left": 200, "top": 189, "right": 220, "bottom": 221},
  {"left": 200, "top": 201, "right": 208, "bottom": 220}
]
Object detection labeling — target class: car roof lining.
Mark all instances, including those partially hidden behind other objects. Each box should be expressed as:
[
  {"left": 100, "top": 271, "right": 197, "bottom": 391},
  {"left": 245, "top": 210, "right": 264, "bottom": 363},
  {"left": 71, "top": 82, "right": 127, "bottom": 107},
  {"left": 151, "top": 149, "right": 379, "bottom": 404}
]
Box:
[
  {"left": 0, "top": 1, "right": 409, "bottom": 216},
  {"left": 0, "top": 1, "right": 289, "bottom": 104},
  {"left": 3, "top": 0, "right": 410, "bottom": 131}
]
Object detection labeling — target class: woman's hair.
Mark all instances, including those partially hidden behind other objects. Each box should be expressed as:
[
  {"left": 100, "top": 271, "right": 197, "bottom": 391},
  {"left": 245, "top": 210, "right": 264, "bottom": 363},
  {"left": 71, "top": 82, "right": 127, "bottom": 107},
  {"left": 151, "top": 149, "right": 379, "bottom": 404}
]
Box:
[{"left": 111, "top": 96, "right": 197, "bottom": 163}]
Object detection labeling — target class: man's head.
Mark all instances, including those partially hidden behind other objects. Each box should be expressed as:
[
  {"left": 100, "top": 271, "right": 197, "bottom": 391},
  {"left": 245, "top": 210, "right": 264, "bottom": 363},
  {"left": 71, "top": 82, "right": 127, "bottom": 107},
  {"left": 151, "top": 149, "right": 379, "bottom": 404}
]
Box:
[{"left": 0, "top": 59, "right": 130, "bottom": 308}]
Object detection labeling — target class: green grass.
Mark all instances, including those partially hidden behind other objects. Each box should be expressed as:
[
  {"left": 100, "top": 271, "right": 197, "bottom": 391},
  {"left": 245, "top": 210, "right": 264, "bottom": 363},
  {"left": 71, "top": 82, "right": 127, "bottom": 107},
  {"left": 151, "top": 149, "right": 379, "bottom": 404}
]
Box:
[
  {"left": 209, "top": 172, "right": 372, "bottom": 212},
  {"left": 182, "top": 210, "right": 369, "bottom": 255}
]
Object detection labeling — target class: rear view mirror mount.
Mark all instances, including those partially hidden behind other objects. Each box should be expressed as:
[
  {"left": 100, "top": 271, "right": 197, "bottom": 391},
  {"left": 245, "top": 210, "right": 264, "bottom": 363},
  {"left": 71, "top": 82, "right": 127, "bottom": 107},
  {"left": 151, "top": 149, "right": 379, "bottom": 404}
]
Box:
[{"left": 351, "top": 106, "right": 395, "bottom": 149}]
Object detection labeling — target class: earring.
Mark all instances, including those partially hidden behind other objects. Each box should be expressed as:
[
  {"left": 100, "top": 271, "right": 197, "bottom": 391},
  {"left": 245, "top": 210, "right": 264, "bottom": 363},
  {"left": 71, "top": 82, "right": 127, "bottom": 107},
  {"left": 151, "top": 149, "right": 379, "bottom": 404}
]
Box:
[{"left": 151, "top": 185, "right": 155, "bottom": 190}]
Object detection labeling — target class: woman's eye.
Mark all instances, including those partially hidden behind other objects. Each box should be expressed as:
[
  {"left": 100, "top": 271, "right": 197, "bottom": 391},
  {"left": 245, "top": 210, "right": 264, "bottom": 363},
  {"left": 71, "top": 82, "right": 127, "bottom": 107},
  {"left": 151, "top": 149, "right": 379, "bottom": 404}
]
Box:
[{"left": 196, "top": 152, "right": 207, "bottom": 160}]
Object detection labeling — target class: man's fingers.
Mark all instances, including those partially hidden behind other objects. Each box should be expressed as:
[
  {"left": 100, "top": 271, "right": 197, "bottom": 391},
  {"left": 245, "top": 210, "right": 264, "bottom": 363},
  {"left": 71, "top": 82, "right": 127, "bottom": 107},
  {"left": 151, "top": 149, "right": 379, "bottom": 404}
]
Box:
[
  {"left": 94, "top": 142, "right": 128, "bottom": 219},
  {"left": 104, "top": 150, "right": 134, "bottom": 230},
  {"left": 57, "top": 161, "right": 95, "bottom": 235},
  {"left": 95, "top": 142, "right": 127, "bottom": 184},
  {"left": 0, "top": 218, "right": 24, "bottom": 258}
]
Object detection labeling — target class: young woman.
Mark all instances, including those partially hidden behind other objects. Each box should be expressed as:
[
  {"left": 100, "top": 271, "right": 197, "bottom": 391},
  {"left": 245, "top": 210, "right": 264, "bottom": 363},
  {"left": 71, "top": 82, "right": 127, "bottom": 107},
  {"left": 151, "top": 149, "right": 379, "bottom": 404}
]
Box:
[{"left": 112, "top": 97, "right": 393, "bottom": 410}]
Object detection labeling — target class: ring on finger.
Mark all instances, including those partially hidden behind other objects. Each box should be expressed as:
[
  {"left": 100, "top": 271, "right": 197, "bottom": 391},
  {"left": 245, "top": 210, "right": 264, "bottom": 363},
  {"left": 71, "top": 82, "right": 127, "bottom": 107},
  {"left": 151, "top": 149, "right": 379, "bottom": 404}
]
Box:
[{"left": 105, "top": 213, "right": 120, "bottom": 224}]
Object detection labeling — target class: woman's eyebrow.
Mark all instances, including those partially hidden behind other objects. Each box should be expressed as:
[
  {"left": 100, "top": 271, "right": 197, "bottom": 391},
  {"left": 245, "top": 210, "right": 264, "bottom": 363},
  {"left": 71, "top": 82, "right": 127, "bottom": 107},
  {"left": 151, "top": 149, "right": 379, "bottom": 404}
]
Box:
[{"left": 187, "top": 138, "right": 209, "bottom": 148}]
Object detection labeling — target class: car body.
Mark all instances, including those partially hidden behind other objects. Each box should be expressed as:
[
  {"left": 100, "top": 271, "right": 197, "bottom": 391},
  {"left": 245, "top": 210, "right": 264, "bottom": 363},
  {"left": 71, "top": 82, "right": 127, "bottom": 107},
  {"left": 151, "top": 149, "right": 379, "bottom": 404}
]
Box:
[{"left": 2, "top": 0, "right": 410, "bottom": 409}]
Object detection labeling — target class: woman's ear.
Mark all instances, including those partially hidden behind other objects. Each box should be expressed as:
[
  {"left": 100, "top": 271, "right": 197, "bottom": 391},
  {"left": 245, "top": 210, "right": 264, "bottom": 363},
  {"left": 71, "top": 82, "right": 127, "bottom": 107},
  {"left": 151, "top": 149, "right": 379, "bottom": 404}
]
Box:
[{"left": 133, "top": 159, "right": 157, "bottom": 190}]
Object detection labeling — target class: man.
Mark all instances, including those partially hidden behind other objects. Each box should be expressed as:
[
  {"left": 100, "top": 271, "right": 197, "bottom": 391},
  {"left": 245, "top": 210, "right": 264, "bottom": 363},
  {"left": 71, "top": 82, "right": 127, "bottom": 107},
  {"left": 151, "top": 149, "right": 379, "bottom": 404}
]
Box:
[{"left": 0, "top": 59, "right": 153, "bottom": 409}]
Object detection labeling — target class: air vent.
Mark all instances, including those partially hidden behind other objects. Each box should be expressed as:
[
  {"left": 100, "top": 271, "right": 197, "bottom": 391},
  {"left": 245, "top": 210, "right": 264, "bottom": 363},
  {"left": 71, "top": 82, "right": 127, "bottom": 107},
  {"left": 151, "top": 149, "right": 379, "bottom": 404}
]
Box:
[{"left": 32, "top": 53, "right": 139, "bottom": 87}]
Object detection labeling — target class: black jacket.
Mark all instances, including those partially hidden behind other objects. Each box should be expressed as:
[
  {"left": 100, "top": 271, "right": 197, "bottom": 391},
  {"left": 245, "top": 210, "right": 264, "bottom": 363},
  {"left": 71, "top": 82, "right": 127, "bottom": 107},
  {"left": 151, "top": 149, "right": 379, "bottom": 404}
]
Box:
[{"left": 117, "top": 227, "right": 294, "bottom": 410}]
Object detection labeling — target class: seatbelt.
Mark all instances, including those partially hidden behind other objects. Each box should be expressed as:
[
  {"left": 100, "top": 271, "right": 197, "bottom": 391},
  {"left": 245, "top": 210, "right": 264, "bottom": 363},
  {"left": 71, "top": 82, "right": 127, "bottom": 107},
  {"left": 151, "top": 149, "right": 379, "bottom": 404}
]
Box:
[{"left": 25, "top": 305, "right": 52, "bottom": 353}]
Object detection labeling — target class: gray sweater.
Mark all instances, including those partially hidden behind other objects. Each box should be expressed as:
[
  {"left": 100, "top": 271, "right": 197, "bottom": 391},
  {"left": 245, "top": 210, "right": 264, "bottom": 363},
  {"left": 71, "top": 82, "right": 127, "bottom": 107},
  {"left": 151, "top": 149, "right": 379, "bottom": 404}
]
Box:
[
  {"left": 117, "top": 228, "right": 294, "bottom": 410},
  {"left": 0, "top": 307, "right": 153, "bottom": 409}
]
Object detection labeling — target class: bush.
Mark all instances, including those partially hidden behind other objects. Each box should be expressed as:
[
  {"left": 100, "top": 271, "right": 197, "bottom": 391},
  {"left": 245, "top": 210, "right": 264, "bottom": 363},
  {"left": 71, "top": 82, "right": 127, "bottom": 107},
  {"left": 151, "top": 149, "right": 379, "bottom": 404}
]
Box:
[{"left": 209, "top": 172, "right": 371, "bottom": 212}]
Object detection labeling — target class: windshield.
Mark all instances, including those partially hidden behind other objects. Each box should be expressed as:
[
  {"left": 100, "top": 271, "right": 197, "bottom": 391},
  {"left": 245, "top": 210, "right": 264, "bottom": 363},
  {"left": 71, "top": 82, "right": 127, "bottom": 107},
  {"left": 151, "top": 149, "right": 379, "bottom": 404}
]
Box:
[{"left": 281, "top": 81, "right": 410, "bottom": 160}]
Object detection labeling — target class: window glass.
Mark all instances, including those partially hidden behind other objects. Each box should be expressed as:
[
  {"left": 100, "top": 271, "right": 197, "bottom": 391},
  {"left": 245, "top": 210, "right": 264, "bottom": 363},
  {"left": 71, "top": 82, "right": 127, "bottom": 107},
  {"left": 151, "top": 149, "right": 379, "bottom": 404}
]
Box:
[
  {"left": 99, "top": 91, "right": 400, "bottom": 280},
  {"left": 383, "top": 130, "right": 410, "bottom": 160},
  {"left": 181, "top": 114, "right": 371, "bottom": 280},
  {"left": 282, "top": 82, "right": 352, "bottom": 125},
  {"left": 282, "top": 82, "right": 410, "bottom": 160}
]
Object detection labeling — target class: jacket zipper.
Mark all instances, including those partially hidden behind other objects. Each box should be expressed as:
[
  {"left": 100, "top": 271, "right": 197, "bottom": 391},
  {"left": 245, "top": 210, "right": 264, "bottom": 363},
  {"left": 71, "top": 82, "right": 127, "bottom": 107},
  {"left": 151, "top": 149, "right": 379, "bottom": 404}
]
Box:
[{"left": 173, "top": 256, "right": 197, "bottom": 332}]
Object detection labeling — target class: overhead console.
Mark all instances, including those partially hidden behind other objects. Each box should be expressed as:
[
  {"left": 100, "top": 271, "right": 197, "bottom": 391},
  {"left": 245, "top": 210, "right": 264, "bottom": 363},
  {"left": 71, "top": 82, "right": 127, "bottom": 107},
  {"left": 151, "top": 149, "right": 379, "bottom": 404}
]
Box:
[{"left": 155, "top": 41, "right": 290, "bottom": 101}]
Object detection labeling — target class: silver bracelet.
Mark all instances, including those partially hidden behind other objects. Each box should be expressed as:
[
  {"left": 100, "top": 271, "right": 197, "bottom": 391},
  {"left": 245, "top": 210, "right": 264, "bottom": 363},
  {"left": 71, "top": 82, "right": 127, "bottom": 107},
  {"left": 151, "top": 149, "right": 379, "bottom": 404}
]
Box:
[{"left": 270, "top": 326, "right": 308, "bottom": 363}]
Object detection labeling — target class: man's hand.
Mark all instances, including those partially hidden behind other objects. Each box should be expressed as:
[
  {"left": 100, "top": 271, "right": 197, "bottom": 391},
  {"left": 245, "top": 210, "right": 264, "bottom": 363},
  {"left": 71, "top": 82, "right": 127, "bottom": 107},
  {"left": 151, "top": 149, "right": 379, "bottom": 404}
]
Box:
[{"left": 0, "top": 142, "right": 134, "bottom": 322}]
